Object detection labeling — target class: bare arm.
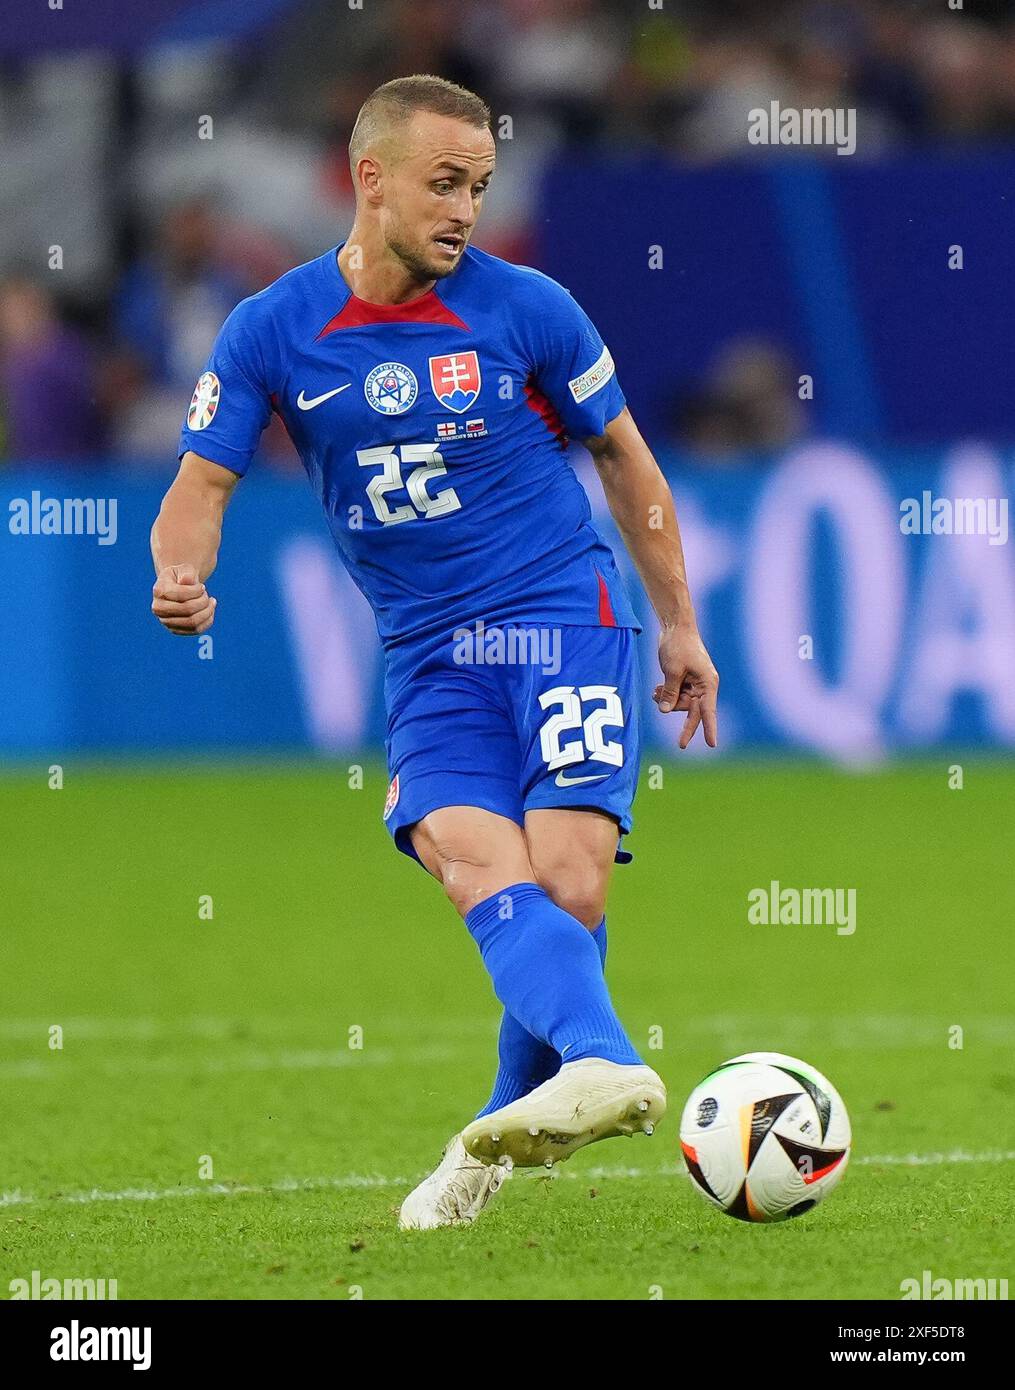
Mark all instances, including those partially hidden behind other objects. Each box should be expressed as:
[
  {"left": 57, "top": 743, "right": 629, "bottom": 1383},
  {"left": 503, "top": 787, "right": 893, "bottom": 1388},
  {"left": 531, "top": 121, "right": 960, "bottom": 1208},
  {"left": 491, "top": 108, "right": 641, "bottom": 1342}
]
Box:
[
  {"left": 586, "top": 407, "right": 719, "bottom": 748},
  {"left": 150, "top": 451, "right": 240, "bottom": 636}
]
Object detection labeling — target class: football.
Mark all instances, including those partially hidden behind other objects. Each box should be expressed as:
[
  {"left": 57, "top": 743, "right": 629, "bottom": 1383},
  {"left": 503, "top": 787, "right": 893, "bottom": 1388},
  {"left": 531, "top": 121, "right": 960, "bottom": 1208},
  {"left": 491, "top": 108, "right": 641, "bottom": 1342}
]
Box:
[{"left": 680, "top": 1051, "right": 851, "bottom": 1222}]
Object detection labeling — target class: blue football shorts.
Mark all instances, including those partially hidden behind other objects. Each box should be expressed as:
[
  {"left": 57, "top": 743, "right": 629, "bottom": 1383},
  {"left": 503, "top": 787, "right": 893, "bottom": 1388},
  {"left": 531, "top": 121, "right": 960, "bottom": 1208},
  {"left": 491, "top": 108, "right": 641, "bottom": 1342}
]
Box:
[{"left": 382, "top": 623, "right": 642, "bottom": 867}]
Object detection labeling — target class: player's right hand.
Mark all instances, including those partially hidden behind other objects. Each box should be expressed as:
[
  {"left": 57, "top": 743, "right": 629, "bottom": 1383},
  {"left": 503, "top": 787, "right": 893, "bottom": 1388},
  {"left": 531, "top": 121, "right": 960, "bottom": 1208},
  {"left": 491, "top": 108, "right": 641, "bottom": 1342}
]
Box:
[{"left": 151, "top": 564, "right": 217, "bottom": 636}]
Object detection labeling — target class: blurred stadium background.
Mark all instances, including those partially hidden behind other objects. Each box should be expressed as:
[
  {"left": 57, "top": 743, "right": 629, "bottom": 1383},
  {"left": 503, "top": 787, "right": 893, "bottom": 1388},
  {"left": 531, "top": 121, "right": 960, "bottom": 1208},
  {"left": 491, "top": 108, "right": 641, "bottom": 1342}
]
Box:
[{"left": 1, "top": 0, "right": 1013, "bottom": 763}]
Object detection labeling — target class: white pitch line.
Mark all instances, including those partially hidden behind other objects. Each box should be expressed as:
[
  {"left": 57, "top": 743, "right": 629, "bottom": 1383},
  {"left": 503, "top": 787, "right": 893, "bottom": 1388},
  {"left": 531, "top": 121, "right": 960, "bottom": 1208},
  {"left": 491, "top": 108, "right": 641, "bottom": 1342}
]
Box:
[
  {"left": 3, "top": 1014, "right": 1014, "bottom": 1044},
  {"left": 3, "top": 1150, "right": 1013, "bottom": 1210},
  {"left": 0, "top": 1017, "right": 493, "bottom": 1041},
  {"left": 682, "top": 1016, "right": 1015, "bottom": 1046},
  {"left": 0, "top": 1044, "right": 460, "bottom": 1080},
  {"left": 0, "top": 1174, "right": 406, "bottom": 1209},
  {"left": 854, "top": 1149, "right": 1015, "bottom": 1168}
]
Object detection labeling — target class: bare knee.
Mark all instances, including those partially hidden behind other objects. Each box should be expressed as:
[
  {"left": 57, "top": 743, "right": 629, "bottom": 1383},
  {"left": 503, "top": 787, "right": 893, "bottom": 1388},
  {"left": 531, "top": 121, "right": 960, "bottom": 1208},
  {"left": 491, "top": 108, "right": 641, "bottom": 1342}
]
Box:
[
  {"left": 540, "top": 869, "right": 607, "bottom": 931},
  {"left": 410, "top": 809, "right": 533, "bottom": 920},
  {"left": 435, "top": 845, "right": 502, "bottom": 919},
  {"left": 524, "top": 850, "right": 607, "bottom": 932},
  {"left": 525, "top": 809, "right": 616, "bottom": 930}
]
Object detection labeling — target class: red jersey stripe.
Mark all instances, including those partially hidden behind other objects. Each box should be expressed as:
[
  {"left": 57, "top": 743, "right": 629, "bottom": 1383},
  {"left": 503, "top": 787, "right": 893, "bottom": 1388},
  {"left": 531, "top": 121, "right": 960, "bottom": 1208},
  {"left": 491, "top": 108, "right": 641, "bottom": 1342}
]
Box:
[
  {"left": 523, "top": 375, "right": 568, "bottom": 447},
  {"left": 596, "top": 570, "right": 617, "bottom": 627},
  {"left": 316, "top": 291, "right": 470, "bottom": 338}
]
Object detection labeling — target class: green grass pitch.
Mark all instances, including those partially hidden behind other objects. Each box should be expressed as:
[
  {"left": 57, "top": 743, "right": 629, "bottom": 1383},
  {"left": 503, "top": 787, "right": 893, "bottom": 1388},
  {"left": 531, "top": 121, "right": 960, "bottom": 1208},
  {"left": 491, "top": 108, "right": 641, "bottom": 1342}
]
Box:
[{"left": 2, "top": 760, "right": 1013, "bottom": 1300}]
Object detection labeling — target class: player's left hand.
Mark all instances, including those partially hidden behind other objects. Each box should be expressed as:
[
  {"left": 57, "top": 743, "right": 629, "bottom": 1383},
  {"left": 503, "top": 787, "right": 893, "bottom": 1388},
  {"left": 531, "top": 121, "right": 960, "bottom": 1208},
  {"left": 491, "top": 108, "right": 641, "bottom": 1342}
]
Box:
[{"left": 653, "top": 624, "right": 719, "bottom": 749}]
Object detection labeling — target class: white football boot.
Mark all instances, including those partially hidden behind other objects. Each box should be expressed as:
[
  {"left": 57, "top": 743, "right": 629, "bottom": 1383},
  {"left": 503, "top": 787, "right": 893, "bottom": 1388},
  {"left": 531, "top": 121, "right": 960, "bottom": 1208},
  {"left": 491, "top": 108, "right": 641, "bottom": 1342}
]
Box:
[
  {"left": 461, "top": 1057, "right": 667, "bottom": 1169},
  {"left": 398, "top": 1133, "right": 512, "bottom": 1230}
]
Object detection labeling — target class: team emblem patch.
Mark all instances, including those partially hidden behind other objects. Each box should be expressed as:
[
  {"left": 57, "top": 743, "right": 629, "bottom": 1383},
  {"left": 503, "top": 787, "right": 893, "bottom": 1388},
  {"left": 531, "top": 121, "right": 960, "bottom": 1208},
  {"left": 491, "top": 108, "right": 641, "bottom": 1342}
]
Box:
[
  {"left": 364, "top": 362, "right": 418, "bottom": 416},
  {"left": 382, "top": 774, "right": 400, "bottom": 822},
  {"left": 187, "top": 371, "right": 220, "bottom": 430},
  {"left": 429, "top": 351, "right": 481, "bottom": 413}
]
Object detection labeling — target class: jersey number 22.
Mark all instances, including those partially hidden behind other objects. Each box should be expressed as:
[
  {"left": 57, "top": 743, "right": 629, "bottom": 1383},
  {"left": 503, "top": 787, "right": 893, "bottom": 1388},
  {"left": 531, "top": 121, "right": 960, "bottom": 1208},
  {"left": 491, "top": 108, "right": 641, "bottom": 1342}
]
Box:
[{"left": 357, "top": 444, "right": 462, "bottom": 525}]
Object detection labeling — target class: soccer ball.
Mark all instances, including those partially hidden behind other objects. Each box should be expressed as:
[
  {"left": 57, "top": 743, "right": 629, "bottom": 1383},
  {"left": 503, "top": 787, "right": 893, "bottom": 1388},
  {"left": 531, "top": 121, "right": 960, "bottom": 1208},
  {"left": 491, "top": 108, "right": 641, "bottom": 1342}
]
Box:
[{"left": 679, "top": 1051, "right": 851, "bottom": 1222}]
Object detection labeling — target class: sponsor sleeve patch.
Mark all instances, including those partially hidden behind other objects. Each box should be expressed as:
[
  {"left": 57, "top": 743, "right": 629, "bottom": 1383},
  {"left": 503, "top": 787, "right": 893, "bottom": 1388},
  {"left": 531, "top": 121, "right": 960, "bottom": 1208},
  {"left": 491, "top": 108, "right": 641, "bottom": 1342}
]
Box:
[{"left": 568, "top": 346, "right": 615, "bottom": 404}]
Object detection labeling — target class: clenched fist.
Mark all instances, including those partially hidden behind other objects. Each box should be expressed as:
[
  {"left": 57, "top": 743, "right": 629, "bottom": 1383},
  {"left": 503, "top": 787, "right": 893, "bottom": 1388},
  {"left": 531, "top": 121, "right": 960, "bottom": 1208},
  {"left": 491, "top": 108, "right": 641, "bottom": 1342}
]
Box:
[{"left": 151, "top": 564, "right": 217, "bottom": 636}]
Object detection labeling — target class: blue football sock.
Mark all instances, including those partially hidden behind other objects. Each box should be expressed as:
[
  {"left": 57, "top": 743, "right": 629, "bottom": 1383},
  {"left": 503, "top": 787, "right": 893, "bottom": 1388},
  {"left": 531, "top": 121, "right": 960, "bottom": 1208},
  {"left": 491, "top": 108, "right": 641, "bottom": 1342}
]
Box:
[
  {"left": 466, "top": 885, "right": 640, "bottom": 1068},
  {"left": 475, "top": 917, "right": 609, "bottom": 1118},
  {"left": 592, "top": 915, "right": 607, "bottom": 968},
  {"left": 475, "top": 1014, "right": 559, "bottom": 1117}
]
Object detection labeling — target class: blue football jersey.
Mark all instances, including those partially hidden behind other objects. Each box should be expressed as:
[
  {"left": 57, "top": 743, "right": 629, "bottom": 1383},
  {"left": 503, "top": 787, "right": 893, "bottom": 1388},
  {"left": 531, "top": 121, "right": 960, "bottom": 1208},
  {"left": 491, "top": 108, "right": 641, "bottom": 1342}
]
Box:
[{"left": 179, "top": 244, "right": 638, "bottom": 677}]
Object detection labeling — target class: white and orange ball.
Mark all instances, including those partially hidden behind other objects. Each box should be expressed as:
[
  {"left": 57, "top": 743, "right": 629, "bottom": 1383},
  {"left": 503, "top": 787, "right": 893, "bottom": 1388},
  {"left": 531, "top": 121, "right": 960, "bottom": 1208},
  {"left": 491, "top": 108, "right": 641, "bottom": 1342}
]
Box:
[{"left": 680, "top": 1051, "right": 851, "bottom": 1222}]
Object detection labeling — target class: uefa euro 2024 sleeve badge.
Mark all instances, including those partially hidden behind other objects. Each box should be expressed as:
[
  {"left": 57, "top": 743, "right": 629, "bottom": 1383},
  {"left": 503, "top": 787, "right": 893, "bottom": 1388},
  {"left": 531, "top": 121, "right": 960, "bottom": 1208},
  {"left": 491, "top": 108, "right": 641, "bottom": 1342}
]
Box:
[{"left": 187, "top": 371, "right": 221, "bottom": 430}]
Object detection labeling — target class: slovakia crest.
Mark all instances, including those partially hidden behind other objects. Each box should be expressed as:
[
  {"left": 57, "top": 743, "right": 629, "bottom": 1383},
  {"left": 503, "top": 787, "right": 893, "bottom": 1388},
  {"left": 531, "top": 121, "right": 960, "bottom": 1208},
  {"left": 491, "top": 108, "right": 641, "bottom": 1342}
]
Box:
[
  {"left": 382, "top": 774, "right": 400, "bottom": 822},
  {"left": 429, "top": 351, "right": 481, "bottom": 414}
]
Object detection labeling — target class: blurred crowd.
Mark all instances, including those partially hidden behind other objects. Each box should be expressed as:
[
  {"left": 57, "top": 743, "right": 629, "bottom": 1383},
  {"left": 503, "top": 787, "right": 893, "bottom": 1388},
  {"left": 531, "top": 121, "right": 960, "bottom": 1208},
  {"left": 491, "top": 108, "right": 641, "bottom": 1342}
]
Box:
[{"left": 2, "top": 0, "right": 1014, "bottom": 466}]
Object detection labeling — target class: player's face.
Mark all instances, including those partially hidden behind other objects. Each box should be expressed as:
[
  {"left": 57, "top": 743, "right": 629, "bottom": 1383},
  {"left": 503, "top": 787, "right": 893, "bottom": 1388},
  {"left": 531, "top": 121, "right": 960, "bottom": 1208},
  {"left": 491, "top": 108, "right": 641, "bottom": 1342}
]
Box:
[{"left": 381, "top": 113, "right": 496, "bottom": 280}]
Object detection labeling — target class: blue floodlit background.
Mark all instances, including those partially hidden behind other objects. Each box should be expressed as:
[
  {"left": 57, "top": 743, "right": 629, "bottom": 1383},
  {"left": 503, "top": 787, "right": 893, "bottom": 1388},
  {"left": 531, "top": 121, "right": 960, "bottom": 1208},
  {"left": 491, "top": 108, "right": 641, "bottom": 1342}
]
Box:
[{"left": 1, "top": 0, "right": 1013, "bottom": 764}]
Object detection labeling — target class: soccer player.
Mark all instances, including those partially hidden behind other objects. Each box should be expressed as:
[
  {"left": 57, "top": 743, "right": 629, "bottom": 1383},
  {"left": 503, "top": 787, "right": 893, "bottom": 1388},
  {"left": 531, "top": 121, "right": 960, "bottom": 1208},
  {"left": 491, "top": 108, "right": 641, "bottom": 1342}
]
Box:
[{"left": 151, "top": 76, "right": 719, "bottom": 1229}]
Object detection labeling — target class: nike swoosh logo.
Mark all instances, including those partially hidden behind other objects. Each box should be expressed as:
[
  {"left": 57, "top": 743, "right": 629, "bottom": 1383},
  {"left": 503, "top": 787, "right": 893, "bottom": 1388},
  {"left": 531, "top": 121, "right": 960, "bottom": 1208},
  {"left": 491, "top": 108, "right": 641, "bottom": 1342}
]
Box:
[
  {"left": 554, "top": 770, "right": 610, "bottom": 787},
  {"left": 297, "top": 384, "right": 351, "bottom": 410}
]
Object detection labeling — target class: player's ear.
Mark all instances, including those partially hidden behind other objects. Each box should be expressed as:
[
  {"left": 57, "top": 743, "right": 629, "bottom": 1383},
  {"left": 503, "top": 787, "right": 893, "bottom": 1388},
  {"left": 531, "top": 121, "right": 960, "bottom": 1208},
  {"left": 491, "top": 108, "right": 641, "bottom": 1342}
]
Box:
[{"left": 356, "top": 156, "right": 384, "bottom": 203}]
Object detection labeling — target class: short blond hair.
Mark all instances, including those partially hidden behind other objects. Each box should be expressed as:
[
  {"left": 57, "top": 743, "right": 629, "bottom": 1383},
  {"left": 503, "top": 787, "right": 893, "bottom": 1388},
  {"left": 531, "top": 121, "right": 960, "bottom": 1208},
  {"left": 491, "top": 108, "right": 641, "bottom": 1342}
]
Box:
[{"left": 349, "top": 74, "right": 491, "bottom": 169}]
